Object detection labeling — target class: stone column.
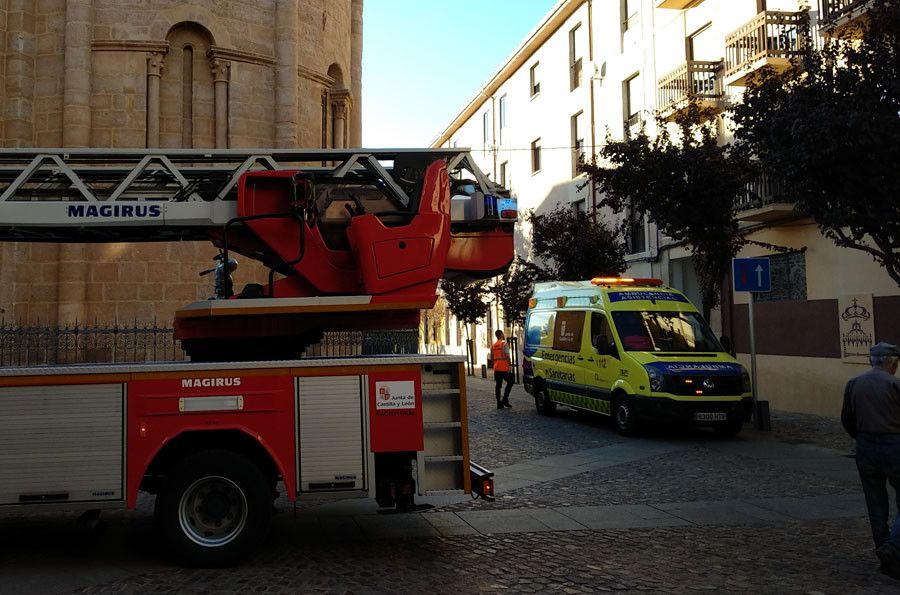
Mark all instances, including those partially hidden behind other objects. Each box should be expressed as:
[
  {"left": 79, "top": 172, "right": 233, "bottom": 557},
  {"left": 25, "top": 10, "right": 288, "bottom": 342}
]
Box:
[
  {"left": 330, "top": 89, "right": 352, "bottom": 149},
  {"left": 274, "top": 0, "right": 299, "bottom": 148},
  {"left": 0, "top": 3, "right": 7, "bottom": 124},
  {"left": 349, "top": 0, "right": 363, "bottom": 147},
  {"left": 63, "top": 0, "right": 92, "bottom": 148},
  {"left": 146, "top": 52, "right": 164, "bottom": 147},
  {"left": 3, "top": 0, "right": 35, "bottom": 146},
  {"left": 210, "top": 58, "right": 230, "bottom": 149}
]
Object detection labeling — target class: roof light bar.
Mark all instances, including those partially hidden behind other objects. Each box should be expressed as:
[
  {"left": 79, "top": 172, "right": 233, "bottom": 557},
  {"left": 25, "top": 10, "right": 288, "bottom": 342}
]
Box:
[{"left": 590, "top": 277, "right": 663, "bottom": 287}]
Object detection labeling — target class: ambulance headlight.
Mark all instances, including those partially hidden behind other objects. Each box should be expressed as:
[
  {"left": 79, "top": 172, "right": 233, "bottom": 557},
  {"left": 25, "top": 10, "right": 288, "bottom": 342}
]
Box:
[
  {"left": 741, "top": 367, "right": 752, "bottom": 393},
  {"left": 644, "top": 366, "right": 664, "bottom": 393}
]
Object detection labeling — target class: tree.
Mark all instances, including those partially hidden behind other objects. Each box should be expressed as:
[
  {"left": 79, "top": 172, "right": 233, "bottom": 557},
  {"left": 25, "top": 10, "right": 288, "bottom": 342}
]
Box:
[
  {"left": 580, "top": 102, "right": 752, "bottom": 310},
  {"left": 488, "top": 206, "right": 626, "bottom": 327},
  {"left": 490, "top": 258, "right": 542, "bottom": 327},
  {"left": 731, "top": 2, "right": 900, "bottom": 286},
  {"left": 525, "top": 205, "right": 627, "bottom": 280},
  {"left": 440, "top": 278, "right": 489, "bottom": 340}
]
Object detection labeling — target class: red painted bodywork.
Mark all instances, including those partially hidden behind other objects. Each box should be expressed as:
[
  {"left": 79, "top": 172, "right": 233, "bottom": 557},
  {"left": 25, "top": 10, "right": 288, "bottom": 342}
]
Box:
[
  {"left": 124, "top": 366, "right": 430, "bottom": 507},
  {"left": 235, "top": 160, "right": 451, "bottom": 299},
  {"left": 127, "top": 373, "right": 296, "bottom": 507},
  {"left": 367, "top": 371, "right": 423, "bottom": 452},
  {"left": 174, "top": 158, "right": 513, "bottom": 345}
]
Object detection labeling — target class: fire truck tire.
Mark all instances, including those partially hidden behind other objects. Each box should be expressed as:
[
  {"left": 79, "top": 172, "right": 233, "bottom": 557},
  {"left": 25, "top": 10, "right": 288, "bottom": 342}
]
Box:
[{"left": 155, "top": 449, "right": 272, "bottom": 567}]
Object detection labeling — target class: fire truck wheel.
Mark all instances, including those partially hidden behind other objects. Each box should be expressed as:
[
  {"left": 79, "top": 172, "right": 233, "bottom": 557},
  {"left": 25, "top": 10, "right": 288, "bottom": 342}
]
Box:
[
  {"left": 534, "top": 385, "right": 556, "bottom": 416},
  {"left": 155, "top": 449, "right": 272, "bottom": 567}
]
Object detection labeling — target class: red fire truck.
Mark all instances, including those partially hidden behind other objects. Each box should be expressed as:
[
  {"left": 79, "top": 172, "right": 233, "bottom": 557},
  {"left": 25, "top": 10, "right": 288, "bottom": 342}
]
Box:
[{"left": 0, "top": 148, "right": 508, "bottom": 565}]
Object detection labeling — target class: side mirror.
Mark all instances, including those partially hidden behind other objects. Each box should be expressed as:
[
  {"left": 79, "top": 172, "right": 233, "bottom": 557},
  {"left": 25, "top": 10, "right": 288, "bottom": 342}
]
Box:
[{"left": 719, "top": 335, "right": 733, "bottom": 356}]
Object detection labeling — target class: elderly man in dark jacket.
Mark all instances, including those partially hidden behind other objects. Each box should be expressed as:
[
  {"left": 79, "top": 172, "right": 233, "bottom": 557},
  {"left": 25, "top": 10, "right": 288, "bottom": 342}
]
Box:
[{"left": 842, "top": 341, "right": 900, "bottom": 579}]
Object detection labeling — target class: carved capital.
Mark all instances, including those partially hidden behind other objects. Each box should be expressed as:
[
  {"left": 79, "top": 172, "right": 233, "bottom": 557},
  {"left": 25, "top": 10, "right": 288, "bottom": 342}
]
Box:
[
  {"left": 209, "top": 58, "right": 231, "bottom": 83},
  {"left": 147, "top": 51, "right": 165, "bottom": 77},
  {"left": 329, "top": 89, "right": 353, "bottom": 119}
]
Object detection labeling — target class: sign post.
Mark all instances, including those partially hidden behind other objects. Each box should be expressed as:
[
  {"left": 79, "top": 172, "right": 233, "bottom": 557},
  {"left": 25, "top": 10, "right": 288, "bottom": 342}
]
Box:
[{"left": 732, "top": 257, "right": 771, "bottom": 429}]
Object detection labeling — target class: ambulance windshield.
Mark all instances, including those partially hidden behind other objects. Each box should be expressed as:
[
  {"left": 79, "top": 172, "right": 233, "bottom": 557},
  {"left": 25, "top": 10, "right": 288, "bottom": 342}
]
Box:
[{"left": 611, "top": 310, "right": 723, "bottom": 353}]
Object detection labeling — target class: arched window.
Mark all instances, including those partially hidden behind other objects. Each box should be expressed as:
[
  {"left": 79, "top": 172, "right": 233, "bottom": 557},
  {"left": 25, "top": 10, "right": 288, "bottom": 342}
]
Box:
[
  {"left": 160, "top": 23, "right": 216, "bottom": 148},
  {"left": 325, "top": 63, "right": 351, "bottom": 149}
]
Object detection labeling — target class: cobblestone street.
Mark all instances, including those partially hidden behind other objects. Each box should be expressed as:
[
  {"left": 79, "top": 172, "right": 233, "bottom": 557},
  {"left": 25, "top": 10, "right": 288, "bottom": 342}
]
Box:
[{"left": 2, "top": 376, "right": 897, "bottom": 594}]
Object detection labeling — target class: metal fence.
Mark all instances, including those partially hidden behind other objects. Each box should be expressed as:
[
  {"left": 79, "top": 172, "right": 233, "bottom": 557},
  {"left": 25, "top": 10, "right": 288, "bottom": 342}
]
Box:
[
  {"left": 0, "top": 321, "right": 184, "bottom": 367},
  {"left": 0, "top": 323, "right": 422, "bottom": 367},
  {"left": 302, "top": 330, "right": 421, "bottom": 358}
]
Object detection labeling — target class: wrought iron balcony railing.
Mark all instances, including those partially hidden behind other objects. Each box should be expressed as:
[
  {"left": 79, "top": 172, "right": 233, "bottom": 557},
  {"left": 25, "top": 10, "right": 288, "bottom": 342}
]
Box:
[
  {"left": 733, "top": 172, "right": 791, "bottom": 213},
  {"left": 725, "top": 11, "right": 806, "bottom": 83},
  {"left": 819, "top": 0, "right": 871, "bottom": 24},
  {"left": 657, "top": 60, "right": 724, "bottom": 115},
  {"left": 624, "top": 113, "right": 645, "bottom": 139}
]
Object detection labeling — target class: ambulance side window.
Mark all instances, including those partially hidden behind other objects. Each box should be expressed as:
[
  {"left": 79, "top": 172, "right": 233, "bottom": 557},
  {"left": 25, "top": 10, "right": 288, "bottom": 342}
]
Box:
[
  {"left": 553, "top": 311, "right": 584, "bottom": 352},
  {"left": 591, "top": 312, "right": 618, "bottom": 359},
  {"left": 526, "top": 311, "right": 555, "bottom": 348}
]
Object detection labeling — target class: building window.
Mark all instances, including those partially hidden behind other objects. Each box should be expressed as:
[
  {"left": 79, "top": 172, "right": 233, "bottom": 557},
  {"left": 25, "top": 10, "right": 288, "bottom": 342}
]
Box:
[
  {"left": 571, "top": 110, "right": 585, "bottom": 177},
  {"left": 573, "top": 199, "right": 586, "bottom": 213},
  {"left": 482, "top": 110, "right": 491, "bottom": 154},
  {"left": 500, "top": 161, "right": 508, "bottom": 187},
  {"left": 569, "top": 23, "right": 582, "bottom": 91},
  {"left": 531, "top": 138, "right": 541, "bottom": 174},
  {"left": 622, "top": 0, "right": 639, "bottom": 34},
  {"left": 530, "top": 62, "right": 541, "bottom": 97},
  {"left": 499, "top": 94, "right": 507, "bottom": 145},
  {"left": 755, "top": 251, "right": 807, "bottom": 302},
  {"left": 626, "top": 204, "right": 646, "bottom": 254},
  {"left": 623, "top": 73, "right": 642, "bottom": 137}
]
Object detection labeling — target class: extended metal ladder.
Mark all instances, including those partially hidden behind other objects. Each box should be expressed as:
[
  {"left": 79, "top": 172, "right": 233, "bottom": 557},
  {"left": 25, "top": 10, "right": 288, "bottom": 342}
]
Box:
[{"left": 0, "top": 147, "right": 494, "bottom": 242}]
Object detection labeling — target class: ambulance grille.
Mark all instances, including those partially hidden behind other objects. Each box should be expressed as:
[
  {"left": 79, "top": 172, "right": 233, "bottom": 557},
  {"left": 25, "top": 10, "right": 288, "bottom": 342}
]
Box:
[{"left": 665, "top": 375, "right": 742, "bottom": 396}]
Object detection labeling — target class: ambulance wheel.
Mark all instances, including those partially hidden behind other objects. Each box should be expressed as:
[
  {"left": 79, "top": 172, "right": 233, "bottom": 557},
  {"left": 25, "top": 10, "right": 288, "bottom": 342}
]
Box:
[
  {"left": 155, "top": 449, "right": 272, "bottom": 567},
  {"left": 535, "top": 385, "right": 556, "bottom": 416},
  {"left": 614, "top": 396, "right": 639, "bottom": 436}
]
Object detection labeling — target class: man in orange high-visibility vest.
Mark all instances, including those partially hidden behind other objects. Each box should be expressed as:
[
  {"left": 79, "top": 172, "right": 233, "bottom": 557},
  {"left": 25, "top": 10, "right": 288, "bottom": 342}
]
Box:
[{"left": 491, "top": 330, "right": 514, "bottom": 409}]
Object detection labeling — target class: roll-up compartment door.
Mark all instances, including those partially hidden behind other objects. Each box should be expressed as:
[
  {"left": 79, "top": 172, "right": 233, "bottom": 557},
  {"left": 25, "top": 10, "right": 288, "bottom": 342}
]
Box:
[
  {"left": 297, "top": 376, "right": 365, "bottom": 492},
  {"left": 0, "top": 383, "right": 124, "bottom": 506}
]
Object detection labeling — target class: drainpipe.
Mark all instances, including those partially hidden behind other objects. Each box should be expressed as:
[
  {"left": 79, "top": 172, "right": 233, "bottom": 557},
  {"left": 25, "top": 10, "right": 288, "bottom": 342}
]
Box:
[{"left": 587, "top": 0, "right": 597, "bottom": 221}]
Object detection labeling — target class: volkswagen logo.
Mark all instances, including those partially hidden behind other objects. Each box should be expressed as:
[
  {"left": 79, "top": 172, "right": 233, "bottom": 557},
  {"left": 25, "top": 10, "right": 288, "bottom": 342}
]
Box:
[{"left": 702, "top": 378, "right": 715, "bottom": 390}]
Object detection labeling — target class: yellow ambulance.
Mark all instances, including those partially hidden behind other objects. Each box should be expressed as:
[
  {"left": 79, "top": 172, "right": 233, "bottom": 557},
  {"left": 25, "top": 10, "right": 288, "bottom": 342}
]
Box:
[{"left": 522, "top": 277, "right": 752, "bottom": 436}]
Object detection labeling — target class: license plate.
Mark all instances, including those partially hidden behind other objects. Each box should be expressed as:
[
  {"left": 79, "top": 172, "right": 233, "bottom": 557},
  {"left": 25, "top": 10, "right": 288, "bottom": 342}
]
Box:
[{"left": 694, "top": 412, "right": 727, "bottom": 421}]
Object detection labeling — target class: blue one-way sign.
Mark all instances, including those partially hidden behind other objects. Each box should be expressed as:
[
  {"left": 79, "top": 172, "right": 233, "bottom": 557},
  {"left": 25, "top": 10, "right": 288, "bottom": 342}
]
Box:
[{"left": 733, "top": 257, "right": 771, "bottom": 292}]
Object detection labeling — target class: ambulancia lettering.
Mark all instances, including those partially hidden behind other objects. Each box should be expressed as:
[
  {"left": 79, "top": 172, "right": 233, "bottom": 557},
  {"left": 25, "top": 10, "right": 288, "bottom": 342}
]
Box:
[
  {"left": 181, "top": 377, "right": 242, "bottom": 388},
  {"left": 67, "top": 204, "right": 163, "bottom": 218}
]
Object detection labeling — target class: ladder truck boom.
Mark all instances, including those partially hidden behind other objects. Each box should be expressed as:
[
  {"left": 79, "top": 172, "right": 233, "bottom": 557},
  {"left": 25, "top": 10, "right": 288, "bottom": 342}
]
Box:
[{"left": 0, "top": 148, "right": 517, "bottom": 360}]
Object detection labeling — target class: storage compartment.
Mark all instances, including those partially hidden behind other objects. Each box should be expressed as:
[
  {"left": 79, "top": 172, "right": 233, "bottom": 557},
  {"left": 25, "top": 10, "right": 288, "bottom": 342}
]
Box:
[
  {"left": 0, "top": 384, "right": 124, "bottom": 505},
  {"left": 296, "top": 376, "right": 365, "bottom": 492}
]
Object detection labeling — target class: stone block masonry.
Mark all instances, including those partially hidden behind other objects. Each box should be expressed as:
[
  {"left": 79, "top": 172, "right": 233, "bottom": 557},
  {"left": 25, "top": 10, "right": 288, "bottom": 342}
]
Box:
[{"left": 0, "top": 0, "right": 363, "bottom": 326}]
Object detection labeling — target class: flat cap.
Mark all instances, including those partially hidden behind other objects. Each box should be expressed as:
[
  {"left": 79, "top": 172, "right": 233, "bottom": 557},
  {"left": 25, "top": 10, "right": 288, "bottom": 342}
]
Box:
[{"left": 870, "top": 342, "right": 900, "bottom": 356}]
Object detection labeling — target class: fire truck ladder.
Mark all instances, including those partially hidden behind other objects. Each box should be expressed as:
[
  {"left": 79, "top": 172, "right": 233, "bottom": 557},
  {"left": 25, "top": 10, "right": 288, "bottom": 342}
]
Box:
[{"left": 0, "top": 147, "right": 496, "bottom": 242}]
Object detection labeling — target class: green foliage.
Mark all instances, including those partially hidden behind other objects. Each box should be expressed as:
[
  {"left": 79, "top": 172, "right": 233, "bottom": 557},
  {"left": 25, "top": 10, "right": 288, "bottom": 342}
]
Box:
[
  {"left": 580, "top": 102, "right": 751, "bottom": 310},
  {"left": 440, "top": 278, "right": 489, "bottom": 332},
  {"left": 731, "top": 1, "right": 900, "bottom": 286},
  {"left": 525, "top": 205, "right": 627, "bottom": 280},
  {"left": 490, "top": 258, "right": 543, "bottom": 326}
]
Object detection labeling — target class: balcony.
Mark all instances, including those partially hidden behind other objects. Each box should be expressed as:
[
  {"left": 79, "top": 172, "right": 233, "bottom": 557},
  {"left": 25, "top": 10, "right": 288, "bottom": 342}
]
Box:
[
  {"left": 624, "top": 113, "right": 645, "bottom": 139},
  {"left": 657, "top": 60, "right": 724, "bottom": 120},
  {"left": 655, "top": 0, "right": 696, "bottom": 8},
  {"left": 818, "top": 0, "right": 872, "bottom": 37},
  {"left": 734, "top": 173, "right": 796, "bottom": 222},
  {"left": 724, "top": 11, "right": 806, "bottom": 86}
]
